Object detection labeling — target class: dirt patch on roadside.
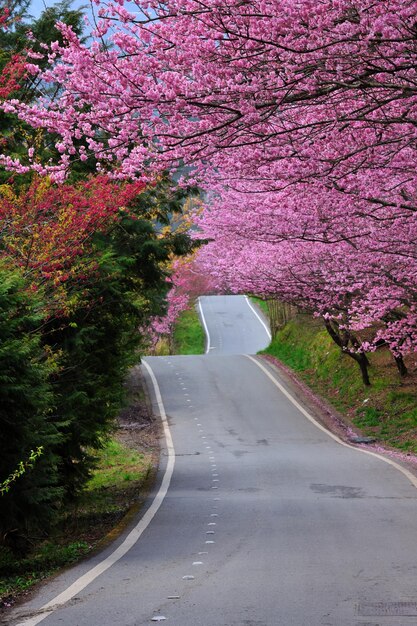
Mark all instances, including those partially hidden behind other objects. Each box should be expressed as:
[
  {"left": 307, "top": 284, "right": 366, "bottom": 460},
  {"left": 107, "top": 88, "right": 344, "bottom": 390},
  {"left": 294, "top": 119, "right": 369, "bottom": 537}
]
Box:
[{"left": 116, "top": 363, "right": 160, "bottom": 465}]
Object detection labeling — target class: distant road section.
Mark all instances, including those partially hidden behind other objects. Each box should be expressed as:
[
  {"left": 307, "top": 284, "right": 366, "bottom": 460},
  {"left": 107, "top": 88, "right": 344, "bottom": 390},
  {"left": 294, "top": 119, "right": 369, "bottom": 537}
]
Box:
[{"left": 198, "top": 295, "right": 271, "bottom": 354}]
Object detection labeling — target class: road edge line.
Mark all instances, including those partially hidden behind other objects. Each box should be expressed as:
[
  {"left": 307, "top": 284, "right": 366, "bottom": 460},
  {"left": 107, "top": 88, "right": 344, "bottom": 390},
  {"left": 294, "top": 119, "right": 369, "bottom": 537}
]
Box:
[
  {"left": 246, "top": 355, "right": 417, "bottom": 490},
  {"left": 198, "top": 296, "right": 211, "bottom": 354},
  {"left": 15, "top": 360, "right": 175, "bottom": 626},
  {"left": 244, "top": 296, "right": 272, "bottom": 340}
]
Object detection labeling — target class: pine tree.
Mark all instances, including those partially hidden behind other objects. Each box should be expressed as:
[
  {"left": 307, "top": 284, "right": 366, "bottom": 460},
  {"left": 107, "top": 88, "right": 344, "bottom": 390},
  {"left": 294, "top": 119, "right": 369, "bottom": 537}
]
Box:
[{"left": 0, "top": 263, "right": 62, "bottom": 550}]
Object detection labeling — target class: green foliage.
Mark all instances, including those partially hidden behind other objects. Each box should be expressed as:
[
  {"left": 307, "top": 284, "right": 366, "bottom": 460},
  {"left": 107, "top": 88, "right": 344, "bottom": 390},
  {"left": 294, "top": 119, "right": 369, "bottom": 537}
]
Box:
[
  {"left": 0, "top": 540, "right": 89, "bottom": 603},
  {"left": 0, "top": 264, "right": 62, "bottom": 549},
  {"left": 0, "top": 447, "right": 44, "bottom": 495},
  {"left": 173, "top": 306, "right": 205, "bottom": 355},
  {"left": 42, "top": 198, "right": 195, "bottom": 500},
  {"left": 0, "top": 436, "right": 154, "bottom": 606}
]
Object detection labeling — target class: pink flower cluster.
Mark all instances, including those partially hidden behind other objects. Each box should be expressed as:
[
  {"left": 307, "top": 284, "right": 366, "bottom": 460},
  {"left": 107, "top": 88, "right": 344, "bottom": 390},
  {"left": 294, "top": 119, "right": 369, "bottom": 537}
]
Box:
[{"left": 4, "top": 0, "right": 417, "bottom": 355}]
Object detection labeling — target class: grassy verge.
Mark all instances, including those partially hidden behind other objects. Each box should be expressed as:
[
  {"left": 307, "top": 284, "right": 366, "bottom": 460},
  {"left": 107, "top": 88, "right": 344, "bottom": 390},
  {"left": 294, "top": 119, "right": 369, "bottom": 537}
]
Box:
[
  {"left": 261, "top": 314, "right": 417, "bottom": 453},
  {"left": 0, "top": 437, "right": 155, "bottom": 610},
  {"left": 172, "top": 305, "right": 205, "bottom": 355},
  {"left": 250, "top": 295, "right": 269, "bottom": 316}
]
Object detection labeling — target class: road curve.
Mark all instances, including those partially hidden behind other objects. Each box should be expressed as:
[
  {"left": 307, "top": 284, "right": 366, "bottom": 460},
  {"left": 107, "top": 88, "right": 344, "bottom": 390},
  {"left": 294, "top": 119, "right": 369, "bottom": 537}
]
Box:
[
  {"left": 198, "top": 295, "right": 271, "bottom": 354},
  {"left": 7, "top": 296, "right": 417, "bottom": 626}
]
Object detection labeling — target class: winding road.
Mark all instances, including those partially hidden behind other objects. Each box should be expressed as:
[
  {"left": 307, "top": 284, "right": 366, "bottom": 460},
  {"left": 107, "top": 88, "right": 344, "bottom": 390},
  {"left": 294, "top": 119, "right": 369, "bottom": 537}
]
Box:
[{"left": 8, "top": 295, "right": 417, "bottom": 626}]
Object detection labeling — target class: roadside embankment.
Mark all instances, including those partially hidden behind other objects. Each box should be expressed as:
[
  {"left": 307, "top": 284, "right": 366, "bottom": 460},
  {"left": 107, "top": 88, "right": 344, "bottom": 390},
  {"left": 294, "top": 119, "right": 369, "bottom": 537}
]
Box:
[{"left": 260, "top": 313, "right": 417, "bottom": 456}]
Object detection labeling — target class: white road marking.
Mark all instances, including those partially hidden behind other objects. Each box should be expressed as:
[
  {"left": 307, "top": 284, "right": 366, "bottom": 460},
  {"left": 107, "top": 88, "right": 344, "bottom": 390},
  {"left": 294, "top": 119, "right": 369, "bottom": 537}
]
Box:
[
  {"left": 193, "top": 561, "right": 203, "bottom": 565},
  {"left": 247, "top": 355, "right": 417, "bottom": 490},
  {"left": 198, "top": 297, "right": 211, "bottom": 354},
  {"left": 198, "top": 551, "right": 208, "bottom": 555},
  {"left": 182, "top": 575, "right": 195, "bottom": 580},
  {"left": 245, "top": 296, "right": 272, "bottom": 340},
  {"left": 15, "top": 360, "right": 176, "bottom": 626},
  {"left": 205, "top": 541, "right": 215, "bottom": 544}
]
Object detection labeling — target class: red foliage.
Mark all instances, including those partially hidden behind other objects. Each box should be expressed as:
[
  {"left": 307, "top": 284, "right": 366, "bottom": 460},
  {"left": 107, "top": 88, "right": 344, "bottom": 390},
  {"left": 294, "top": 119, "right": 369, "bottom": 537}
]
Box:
[
  {"left": 0, "top": 175, "right": 146, "bottom": 312},
  {"left": 0, "top": 54, "right": 27, "bottom": 98}
]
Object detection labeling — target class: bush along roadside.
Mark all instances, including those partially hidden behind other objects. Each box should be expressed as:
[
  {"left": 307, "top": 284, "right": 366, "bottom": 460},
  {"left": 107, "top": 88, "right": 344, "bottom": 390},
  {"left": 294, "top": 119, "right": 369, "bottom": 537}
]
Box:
[{"left": 260, "top": 313, "right": 417, "bottom": 456}]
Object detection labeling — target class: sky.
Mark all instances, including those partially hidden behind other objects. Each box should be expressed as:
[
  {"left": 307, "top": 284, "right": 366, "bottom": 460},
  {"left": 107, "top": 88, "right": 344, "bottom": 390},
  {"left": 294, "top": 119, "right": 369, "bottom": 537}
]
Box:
[{"left": 29, "top": 0, "right": 88, "bottom": 20}]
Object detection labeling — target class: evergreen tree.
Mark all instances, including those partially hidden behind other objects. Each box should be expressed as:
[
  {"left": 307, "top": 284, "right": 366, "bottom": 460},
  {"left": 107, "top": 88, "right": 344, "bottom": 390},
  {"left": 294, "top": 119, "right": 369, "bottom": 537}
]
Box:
[
  {"left": 0, "top": 263, "right": 62, "bottom": 550},
  {"left": 44, "top": 185, "right": 197, "bottom": 499}
]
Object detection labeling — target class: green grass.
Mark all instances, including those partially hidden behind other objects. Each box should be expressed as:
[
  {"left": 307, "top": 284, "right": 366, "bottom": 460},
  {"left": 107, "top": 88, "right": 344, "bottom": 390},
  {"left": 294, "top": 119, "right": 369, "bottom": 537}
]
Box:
[
  {"left": 0, "top": 438, "right": 154, "bottom": 608},
  {"left": 261, "top": 314, "right": 417, "bottom": 451},
  {"left": 173, "top": 305, "right": 205, "bottom": 355},
  {"left": 86, "top": 439, "right": 147, "bottom": 490},
  {"left": 250, "top": 296, "right": 269, "bottom": 316}
]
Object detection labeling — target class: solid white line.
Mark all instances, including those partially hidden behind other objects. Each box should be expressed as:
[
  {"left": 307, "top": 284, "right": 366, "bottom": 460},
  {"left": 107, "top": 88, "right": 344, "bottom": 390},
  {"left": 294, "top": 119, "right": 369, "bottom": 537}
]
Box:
[
  {"left": 244, "top": 296, "right": 272, "bottom": 340},
  {"left": 246, "top": 355, "right": 417, "bottom": 490},
  {"left": 198, "top": 297, "right": 211, "bottom": 354},
  {"left": 16, "top": 360, "right": 176, "bottom": 626}
]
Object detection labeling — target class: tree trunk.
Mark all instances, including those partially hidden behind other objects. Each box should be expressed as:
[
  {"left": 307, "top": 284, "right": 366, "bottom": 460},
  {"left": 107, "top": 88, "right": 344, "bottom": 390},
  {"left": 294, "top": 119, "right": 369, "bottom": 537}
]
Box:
[
  {"left": 394, "top": 354, "right": 408, "bottom": 377},
  {"left": 324, "top": 320, "right": 371, "bottom": 386},
  {"left": 353, "top": 352, "right": 371, "bottom": 386}
]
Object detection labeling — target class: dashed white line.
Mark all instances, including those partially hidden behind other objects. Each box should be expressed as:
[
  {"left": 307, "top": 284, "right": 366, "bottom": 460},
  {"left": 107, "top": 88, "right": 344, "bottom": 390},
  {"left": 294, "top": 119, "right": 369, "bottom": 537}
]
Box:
[{"left": 16, "top": 360, "right": 176, "bottom": 626}]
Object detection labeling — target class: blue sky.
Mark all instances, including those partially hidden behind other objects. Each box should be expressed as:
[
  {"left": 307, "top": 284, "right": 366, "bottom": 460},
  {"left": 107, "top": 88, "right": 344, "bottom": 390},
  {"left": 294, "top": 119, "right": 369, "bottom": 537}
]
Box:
[{"left": 29, "top": 0, "right": 86, "bottom": 20}]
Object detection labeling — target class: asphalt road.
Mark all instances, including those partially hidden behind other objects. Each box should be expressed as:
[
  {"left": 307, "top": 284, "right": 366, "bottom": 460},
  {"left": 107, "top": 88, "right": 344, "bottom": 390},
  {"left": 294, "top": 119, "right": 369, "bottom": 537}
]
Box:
[
  {"left": 198, "top": 295, "right": 271, "bottom": 354},
  {"left": 8, "top": 295, "right": 417, "bottom": 626}
]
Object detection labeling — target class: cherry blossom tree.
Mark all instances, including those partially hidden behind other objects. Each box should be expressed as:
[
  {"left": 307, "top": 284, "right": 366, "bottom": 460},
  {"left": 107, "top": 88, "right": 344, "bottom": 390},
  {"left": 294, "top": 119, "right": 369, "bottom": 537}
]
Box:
[{"left": 3, "top": 0, "right": 417, "bottom": 376}]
